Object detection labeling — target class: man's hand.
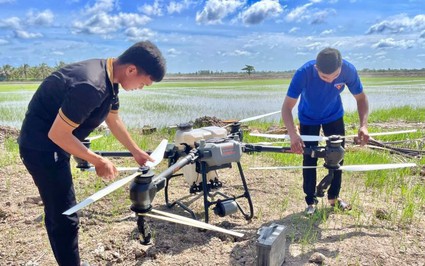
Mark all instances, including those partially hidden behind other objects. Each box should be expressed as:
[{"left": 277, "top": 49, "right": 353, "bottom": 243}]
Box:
[
  {"left": 357, "top": 126, "right": 369, "bottom": 146},
  {"left": 133, "top": 149, "right": 155, "bottom": 166},
  {"left": 94, "top": 157, "right": 118, "bottom": 181},
  {"left": 290, "top": 133, "right": 305, "bottom": 154}
]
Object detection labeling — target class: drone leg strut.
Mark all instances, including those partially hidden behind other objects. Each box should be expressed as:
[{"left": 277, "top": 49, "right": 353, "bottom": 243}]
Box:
[{"left": 137, "top": 215, "right": 152, "bottom": 245}]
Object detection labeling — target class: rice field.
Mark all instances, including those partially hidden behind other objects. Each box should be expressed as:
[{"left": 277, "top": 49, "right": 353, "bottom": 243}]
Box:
[{"left": 0, "top": 76, "right": 425, "bottom": 129}]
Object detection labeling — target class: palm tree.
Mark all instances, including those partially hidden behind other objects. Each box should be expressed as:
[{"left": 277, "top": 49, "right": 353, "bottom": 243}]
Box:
[{"left": 242, "top": 65, "right": 255, "bottom": 75}]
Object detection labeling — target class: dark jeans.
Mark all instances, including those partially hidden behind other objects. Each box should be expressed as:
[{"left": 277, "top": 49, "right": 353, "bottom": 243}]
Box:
[
  {"left": 300, "top": 118, "right": 345, "bottom": 205},
  {"left": 19, "top": 147, "right": 80, "bottom": 266}
]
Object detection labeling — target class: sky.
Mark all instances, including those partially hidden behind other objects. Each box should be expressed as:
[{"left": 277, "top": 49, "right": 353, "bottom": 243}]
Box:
[{"left": 0, "top": 0, "right": 424, "bottom": 73}]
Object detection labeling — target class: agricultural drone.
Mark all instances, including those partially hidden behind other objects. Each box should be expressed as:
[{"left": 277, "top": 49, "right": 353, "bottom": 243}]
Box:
[{"left": 63, "top": 111, "right": 417, "bottom": 244}]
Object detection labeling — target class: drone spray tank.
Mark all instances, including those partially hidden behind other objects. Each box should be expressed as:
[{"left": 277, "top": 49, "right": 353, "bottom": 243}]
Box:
[{"left": 174, "top": 123, "right": 227, "bottom": 188}]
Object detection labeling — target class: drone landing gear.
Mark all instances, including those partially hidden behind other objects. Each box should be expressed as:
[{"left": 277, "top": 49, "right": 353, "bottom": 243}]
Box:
[
  {"left": 136, "top": 215, "right": 152, "bottom": 245},
  {"left": 315, "top": 169, "right": 338, "bottom": 198},
  {"left": 164, "top": 161, "right": 254, "bottom": 224}
]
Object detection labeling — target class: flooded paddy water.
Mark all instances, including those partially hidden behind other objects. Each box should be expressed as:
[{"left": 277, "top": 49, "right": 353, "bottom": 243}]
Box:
[{"left": 0, "top": 78, "right": 424, "bottom": 129}]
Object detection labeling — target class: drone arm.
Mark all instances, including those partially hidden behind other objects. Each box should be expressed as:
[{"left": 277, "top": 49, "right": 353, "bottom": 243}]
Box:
[
  {"left": 243, "top": 144, "right": 292, "bottom": 153},
  {"left": 152, "top": 150, "right": 199, "bottom": 190}
]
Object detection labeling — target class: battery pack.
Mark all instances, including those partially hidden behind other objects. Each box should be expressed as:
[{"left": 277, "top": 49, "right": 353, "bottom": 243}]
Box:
[{"left": 256, "top": 223, "right": 287, "bottom": 266}]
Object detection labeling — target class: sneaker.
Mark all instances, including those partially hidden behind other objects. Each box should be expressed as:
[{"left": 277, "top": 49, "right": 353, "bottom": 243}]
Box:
[
  {"left": 305, "top": 205, "right": 316, "bottom": 215},
  {"left": 330, "top": 199, "right": 352, "bottom": 211}
]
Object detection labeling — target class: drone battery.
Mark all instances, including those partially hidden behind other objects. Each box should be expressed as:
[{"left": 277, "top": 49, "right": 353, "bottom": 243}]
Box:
[{"left": 256, "top": 223, "right": 287, "bottom": 266}]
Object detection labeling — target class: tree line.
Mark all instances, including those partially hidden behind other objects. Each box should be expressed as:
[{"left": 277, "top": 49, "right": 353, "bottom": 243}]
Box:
[
  {"left": 0, "top": 62, "right": 67, "bottom": 81},
  {"left": 1, "top": 62, "right": 425, "bottom": 82}
]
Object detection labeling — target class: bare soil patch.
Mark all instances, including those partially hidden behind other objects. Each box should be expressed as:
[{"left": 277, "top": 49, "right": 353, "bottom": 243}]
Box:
[{"left": 0, "top": 124, "right": 424, "bottom": 266}]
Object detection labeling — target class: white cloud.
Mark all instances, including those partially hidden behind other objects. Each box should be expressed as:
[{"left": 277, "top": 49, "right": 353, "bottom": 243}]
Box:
[
  {"left": 167, "top": 48, "right": 181, "bottom": 57},
  {"left": 0, "top": 0, "right": 15, "bottom": 3},
  {"left": 167, "top": 0, "right": 193, "bottom": 14},
  {"left": 124, "top": 27, "right": 156, "bottom": 41},
  {"left": 239, "top": 0, "right": 283, "bottom": 25},
  {"left": 285, "top": 3, "right": 334, "bottom": 24},
  {"left": 367, "top": 14, "right": 425, "bottom": 34},
  {"left": 371, "top": 38, "right": 415, "bottom": 49},
  {"left": 0, "top": 17, "right": 21, "bottom": 29},
  {"left": 14, "top": 30, "right": 43, "bottom": 39},
  {"left": 83, "top": 0, "right": 116, "bottom": 15},
  {"left": 320, "top": 29, "right": 334, "bottom": 35},
  {"left": 289, "top": 27, "right": 299, "bottom": 33},
  {"left": 0, "top": 39, "right": 8, "bottom": 45},
  {"left": 196, "top": 0, "right": 245, "bottom": 25},
  {"left": 72, "top": 12, "right": 151, "bottom": 36},
  {"left": 285, "top": 3, "right": 313, "bottom": 22},
  {"left": 27, "top": 10, "right": 54, "bottom": 26},
  {"left": 140, "top": 0, "right": 163, "bottom": 16},
  {"left": 310, "top": 9, "right": 335, "bottom": 24}
]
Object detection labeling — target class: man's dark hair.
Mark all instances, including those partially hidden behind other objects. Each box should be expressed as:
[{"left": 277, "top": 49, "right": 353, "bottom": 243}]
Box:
[
  {"left": 117, "top": 41, "right": 166, "bottom": 82},
  {"left": 316, "top": 47, "right": 342, "bottom": 74}
]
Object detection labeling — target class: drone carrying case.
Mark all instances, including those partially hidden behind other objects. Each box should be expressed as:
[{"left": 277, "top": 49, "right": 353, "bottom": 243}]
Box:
[{"left": 256, "top": 223, "right": 287, "bottom": 266}]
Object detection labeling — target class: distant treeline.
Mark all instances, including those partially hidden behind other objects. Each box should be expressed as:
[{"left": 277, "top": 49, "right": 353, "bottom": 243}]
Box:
[{"left": 1, "top": 63, "right": 425, "bottom": 81}]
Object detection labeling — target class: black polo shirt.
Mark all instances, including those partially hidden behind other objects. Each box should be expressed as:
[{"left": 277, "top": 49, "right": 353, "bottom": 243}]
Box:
[{"left": 18, "top": 59, "right": 119, "bottom": 152}]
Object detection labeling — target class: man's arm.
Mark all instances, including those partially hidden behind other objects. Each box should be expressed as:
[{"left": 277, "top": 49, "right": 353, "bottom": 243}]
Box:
[
  {"left": 105, "top": 112, "right": 154, "bottom": 166},
  {"left": 48, "top": 114, "right": 117, "bottom": 181},
  {"left": 282, "top": 96, "right": 304, "bottom": 154},
  {"left": 353, "top": 92, "right": 369, "bottom": 145}
]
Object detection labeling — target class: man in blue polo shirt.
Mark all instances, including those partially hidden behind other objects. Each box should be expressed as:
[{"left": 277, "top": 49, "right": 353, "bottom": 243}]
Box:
[
  {"left": 18, "top": 41, "right": 166, "bottom": 265},
  {"left": 282, "top": 47, "right": 369, "bottom": 215}
]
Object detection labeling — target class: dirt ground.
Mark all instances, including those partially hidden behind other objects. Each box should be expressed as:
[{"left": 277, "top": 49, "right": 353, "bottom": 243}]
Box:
[{"left": 0, "top": 125, "right": 424, "bottom": 266}]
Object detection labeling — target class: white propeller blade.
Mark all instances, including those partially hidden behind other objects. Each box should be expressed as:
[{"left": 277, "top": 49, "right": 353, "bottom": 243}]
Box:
[
  {"left": 85, "top": 166, "right": 141, "bottom": 172},
  {"left": 141, "top": 209, "right": 244, "bottom": 238},
  {"left": 238, "top": 110, "right": 281, "bottom": 123},
  {"left": 146, "top": 139, "right": 168, "bottom": 168},
  {"left": 345, "top": 129, "right": 417, "bottom": 139},
  {"left": 86, "top": 135, "right": 103, "bottom": 141},
  {"left": 250, "top": 133, "right": 328, "bottom": 142},
  {"left": 250, "top": 166, "right": 320, "bottom": 170},
  {"left": 339, "top": 163, "right": 416, "bottom": 172},
  {"left": 250, "top": 129, "right": 417, "bottom": 142},
  {"left": 63, "top": 139, "right": 168, "bottom": 216},
  {"left": 63, "top": 172, "right": 141, "bottom": 215},
  {"left": 251, "top": 163, "right": 416, "bottom": 171}
]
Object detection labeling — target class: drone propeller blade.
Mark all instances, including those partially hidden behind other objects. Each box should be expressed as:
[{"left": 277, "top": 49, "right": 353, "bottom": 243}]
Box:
[
  {"left": 250, "top": 165, "right": 320, "bottom": 170},
  {"left": 250, "top": 133, "right": 328, "bottom": 142},
  {"left": 63, "top": 171, "right": 140, "bottom": 215},
  {"left": 86, "top": 135, "right": 103, "bottom": 141},
  {"left": 339, "top": 163, "right": 416, "bottom": 172},
  {"left": 84, "top": 167, "right": 141, "bottom": 172},
  {"left": 146, "top": 139, "right": 168, "bottom": 168},
  {"left": 251, "top": 129, "right": 417, "bottom": 142},
  {"left": 238, "top": 110, "right": 281, "bottom": 123},
  {"left": 141, "top": 209, "right": 244, "bottom": 237},
  {"left": 251, "top": 163, "right": 416, "bottom": 172},
  {"left": 344, "top": 129, "right": 417, "bottom": 139},
  {"left": 63, "top": 139, "right": 168, "bottom": 216}
]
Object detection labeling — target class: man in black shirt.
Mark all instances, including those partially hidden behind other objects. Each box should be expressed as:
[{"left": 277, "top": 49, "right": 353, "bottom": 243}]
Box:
[{"left": 18, "top": 41, "right": 166, "bottom": 266}]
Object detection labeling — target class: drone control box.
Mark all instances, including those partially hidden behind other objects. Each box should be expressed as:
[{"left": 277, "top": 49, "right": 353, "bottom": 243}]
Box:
[{"left": 256, "top": 223, "right": 287, "bottom": 266}]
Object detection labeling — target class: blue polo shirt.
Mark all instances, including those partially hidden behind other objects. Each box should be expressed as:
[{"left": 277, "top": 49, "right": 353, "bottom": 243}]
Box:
[{"left": 287, "top": 59, "right": 363, "bottom": 125}]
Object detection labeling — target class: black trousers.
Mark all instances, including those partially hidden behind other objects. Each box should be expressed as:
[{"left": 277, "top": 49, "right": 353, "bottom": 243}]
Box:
[
  {"left": 19, "top": 147, "right": 80, "bottom": 266},
  {"left": 300, "top": 117, "right": 345, "bottom": 205}
]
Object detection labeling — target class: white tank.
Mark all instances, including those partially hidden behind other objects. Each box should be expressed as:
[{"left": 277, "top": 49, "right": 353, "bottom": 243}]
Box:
[{"left": 174, "top": 125, "right": 227, "bottom": 185}]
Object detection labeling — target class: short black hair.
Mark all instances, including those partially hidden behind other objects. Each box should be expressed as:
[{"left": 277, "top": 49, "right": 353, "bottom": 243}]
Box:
[
  {"left": 316, "top": 47, "right": 342, "bottom": 74},
  {"left": 117, "top": 41, "right": 166, "bottom": 82}
]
